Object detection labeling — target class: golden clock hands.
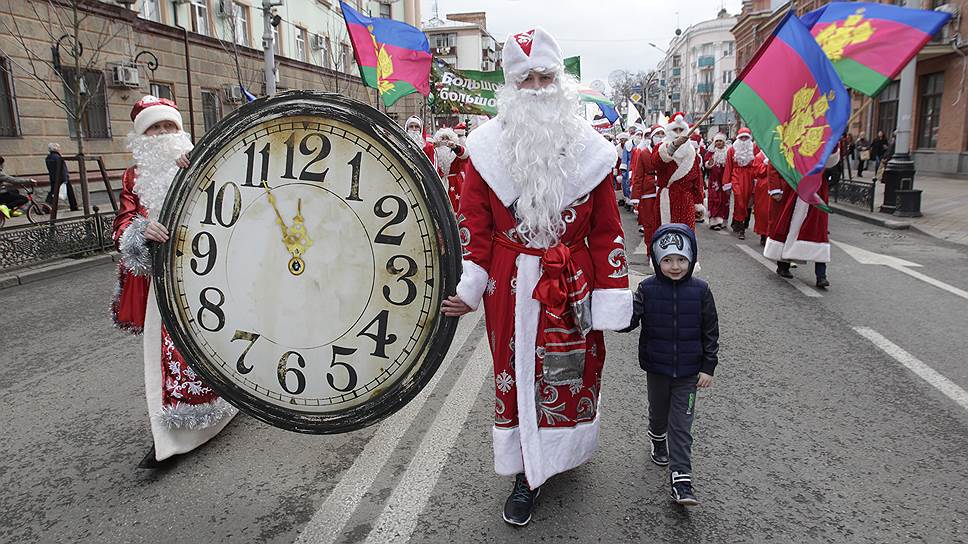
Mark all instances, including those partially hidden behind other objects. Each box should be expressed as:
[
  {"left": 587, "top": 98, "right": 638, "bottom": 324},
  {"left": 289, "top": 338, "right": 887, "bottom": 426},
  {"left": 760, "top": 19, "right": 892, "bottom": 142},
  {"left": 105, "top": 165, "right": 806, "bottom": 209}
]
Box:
[
  {"left": 262, "top": 182, "right": 312, "bottom": 276},
  {"left": 262, "top": 181, "right": 289, "bottom": 235}
]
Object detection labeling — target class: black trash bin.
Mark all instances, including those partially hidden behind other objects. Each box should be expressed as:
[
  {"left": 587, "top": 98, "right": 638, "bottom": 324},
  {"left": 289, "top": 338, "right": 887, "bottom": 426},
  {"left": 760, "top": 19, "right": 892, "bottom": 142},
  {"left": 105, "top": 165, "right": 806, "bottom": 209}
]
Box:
[{"left": 894, "top": 189, "right": 922, "bottom": 218}]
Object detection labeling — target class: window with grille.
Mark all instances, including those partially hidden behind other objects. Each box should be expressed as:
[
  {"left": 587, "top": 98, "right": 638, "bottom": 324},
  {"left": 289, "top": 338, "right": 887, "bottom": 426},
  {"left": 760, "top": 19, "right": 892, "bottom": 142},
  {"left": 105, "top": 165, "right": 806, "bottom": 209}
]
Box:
[
  {"left": 379, "top": 4, "right": 391, "bottom": 18},
  {"left": 192, "top": 0, "right": 209, "bottom": 36},
  {"left": 296, "top": 28, "right": 308, "bottom": 62},
  {"left": 917, "top": 73, "right": 944, "bottom": 149},
  {"left": 342, "top": 43, "right": 351, "bottom": 73},
  {"left": 140, "top": 0, "right": 161, "bottom": 22},
  {"left": 201, "top": 89, "right": 222, "bottom": 133},
  {"left": 433, "top": 33, "right": 456, "bottom": 49},
  {"left": 149, "top": 82, "right": 174, "bottom": 101},
  {"left": 876, "top": 81, "right": 899, "bottom": 138},
  {"left": 0, "top": 57, "right": 20, "bottom": 137},
  {"left": 62, "top": 68, "right": 110, "bottom": 139}
]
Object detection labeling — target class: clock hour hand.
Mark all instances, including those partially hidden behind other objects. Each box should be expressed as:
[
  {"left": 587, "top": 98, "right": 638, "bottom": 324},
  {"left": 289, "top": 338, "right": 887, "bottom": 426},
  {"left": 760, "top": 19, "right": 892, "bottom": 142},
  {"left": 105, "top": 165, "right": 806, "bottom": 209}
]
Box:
[{"left": 261, "top": 182, "right": 313, "bottom": 276}]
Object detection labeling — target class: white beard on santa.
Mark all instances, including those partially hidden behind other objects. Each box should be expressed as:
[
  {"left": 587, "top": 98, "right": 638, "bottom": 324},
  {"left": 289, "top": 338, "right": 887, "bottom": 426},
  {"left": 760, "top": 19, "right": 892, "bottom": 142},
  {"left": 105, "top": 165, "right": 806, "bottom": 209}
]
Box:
[
  {"left": 733, "top": 138, "right": 754, "bottom": 166},
  {"left": 712, "top": 145, "right": 729, "bottom": 166},
  {"left": 128, "top": 132, "right": 193, "bottom": 218}
]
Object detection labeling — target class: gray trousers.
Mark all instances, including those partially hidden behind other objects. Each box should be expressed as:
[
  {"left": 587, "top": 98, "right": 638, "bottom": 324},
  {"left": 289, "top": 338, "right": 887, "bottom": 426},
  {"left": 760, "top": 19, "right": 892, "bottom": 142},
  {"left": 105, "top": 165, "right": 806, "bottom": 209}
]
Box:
[{"left": 646, "top": 372, "right": 698, "bottom": 474}]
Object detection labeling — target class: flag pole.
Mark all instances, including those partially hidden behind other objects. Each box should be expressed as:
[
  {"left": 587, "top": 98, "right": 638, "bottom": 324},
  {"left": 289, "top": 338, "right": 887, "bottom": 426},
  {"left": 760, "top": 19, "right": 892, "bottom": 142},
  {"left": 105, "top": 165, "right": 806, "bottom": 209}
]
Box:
[{"left": 683, "top": 94, "right": 727, "bottom": 139}]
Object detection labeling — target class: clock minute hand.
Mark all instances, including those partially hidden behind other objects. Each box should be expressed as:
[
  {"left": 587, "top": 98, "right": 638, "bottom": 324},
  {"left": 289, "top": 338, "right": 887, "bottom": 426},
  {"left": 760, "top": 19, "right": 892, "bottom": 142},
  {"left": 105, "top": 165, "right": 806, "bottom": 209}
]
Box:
[{"left": 262, "top": 181, "right": 290, "bottom": 239}]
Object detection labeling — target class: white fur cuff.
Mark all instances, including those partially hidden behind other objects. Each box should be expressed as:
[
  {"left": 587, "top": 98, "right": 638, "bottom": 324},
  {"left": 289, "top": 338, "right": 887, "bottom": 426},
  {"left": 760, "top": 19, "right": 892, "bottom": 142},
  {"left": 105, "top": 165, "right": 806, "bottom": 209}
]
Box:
[
  {"left": 722, "top": 183, "right": 733, "bottom": 191},
  {"left": 455, "top": 259, "right": 489, "bottom": 311},
  {"left": 769, "top": 189, "right": 784, "bottom": 196},
  {"left": 658, "top": 142, "right": 675, "bottom": 163},
  {"left": 591, "top": 288, "right": 633, "bottom": 331}
]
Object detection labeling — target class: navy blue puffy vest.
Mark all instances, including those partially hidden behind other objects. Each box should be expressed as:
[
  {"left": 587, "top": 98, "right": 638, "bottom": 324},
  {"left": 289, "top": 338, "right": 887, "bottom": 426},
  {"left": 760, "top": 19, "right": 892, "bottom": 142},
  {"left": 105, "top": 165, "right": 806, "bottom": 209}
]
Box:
[{"left": 637, "top": 276, "right": 709, "bottom": 377}]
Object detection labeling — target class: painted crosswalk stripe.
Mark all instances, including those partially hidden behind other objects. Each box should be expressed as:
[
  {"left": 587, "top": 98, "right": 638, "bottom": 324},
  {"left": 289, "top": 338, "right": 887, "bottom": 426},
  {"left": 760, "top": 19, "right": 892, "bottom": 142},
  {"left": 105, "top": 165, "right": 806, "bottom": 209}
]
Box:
[
  {"left": 854, "top": 327, "right": 968, "bottom": 412},
  {"left": 294, "top": 311, "right": 483, "bottom": 544},
  {"left": 735, "top": 244, "right": 822, "bottom": 298},
  {"left": 363, "top": 337, "right": 491, "bottom": 544}
]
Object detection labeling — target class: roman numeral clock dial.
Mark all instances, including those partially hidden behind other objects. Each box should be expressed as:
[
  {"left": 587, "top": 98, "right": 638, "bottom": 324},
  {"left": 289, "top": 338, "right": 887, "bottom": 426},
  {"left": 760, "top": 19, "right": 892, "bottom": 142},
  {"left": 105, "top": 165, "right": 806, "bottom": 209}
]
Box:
[{"left": 153, "top": 92, "right": 460, "bottom": 434}]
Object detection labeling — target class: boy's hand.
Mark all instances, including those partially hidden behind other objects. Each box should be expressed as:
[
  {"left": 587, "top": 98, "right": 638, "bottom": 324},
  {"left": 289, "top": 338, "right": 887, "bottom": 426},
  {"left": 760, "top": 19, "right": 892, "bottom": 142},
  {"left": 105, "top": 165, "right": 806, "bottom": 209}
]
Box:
[
  {"left": 176, "top": 153, "right": 190, "bottom": 169},
  {"left": 697, "top": 372, "right": 714, "bottom": 388}
]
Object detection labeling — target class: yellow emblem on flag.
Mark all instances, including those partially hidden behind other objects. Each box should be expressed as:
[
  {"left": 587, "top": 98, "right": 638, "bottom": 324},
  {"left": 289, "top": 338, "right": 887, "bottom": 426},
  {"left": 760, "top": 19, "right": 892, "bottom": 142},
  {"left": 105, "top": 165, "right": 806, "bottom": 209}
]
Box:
[
  {"left": 775, "top": 85, "right": 831, "bottom": 168},
  {"left": 368, "top": 25, "right": 395, "bottom": 94},
  {"left": 814, "top": 8, "right": 875, "bottom": 61}
]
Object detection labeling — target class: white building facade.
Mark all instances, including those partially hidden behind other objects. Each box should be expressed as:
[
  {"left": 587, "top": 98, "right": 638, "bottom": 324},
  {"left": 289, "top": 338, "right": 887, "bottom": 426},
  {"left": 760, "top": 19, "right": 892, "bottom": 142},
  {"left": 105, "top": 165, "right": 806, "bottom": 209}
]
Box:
[{"left": 422, "top": 12, "right": 500, "bottom": 72}]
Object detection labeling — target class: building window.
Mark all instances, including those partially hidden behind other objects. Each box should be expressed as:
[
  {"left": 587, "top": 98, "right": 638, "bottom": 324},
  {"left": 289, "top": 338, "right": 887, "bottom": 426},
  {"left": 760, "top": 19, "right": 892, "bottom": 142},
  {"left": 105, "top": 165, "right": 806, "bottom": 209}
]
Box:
[
  {"left": 379, "top": 3, "right": 391, "bottom": 18},
  {"left": 876, "top": 81, "right": 899, "bottom": 138},
  {"left": 295, "top": 28, "right": 308, "bottom": 62},
  {"left": 149, "top": 81, "right": 174, "bottom": 101},
  {"left": 722, "top": 70, "right": 733, "bottom": 84},
  {"left": 723, "top": 41, "right": 734, "bottom": 56},
  {"left": 201, "top": 89, "right": 222, "bottom": 133},
  {"left": 341, "top": 42, "right": 351, "bottom": 73},
  {"left": 192, "top": 0, "right": 209, "bottom": 36},
  {"left": 917, "top": 72, "right": 944, "bottom": 149},
  {"left": 234, "top": 3, "right": 249, "bottom": 47},
  {"left": 0, "top": 57, "right": 20, "bottom": 137},
  {"left": 62, "top": 68, "right": 110, "bottom": 139},
  {"left": 272, "top": 26, "right": 281, "bottom": 55},
  {"left": 140, "top": 0, "right": 161, "bottom": 22},
  {"left": 433, "top": 33, "right": 456, "bottom": 49},
  {"left": 324, "top": 36, "right": 332, "bottom": 69}
]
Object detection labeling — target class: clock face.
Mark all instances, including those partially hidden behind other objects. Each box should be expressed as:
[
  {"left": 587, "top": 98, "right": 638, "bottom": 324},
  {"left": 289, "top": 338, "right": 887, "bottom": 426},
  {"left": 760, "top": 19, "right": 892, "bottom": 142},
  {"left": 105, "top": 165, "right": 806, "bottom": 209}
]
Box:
[{"left": 155, "top": 92, "right": 460, "bottom": 434}]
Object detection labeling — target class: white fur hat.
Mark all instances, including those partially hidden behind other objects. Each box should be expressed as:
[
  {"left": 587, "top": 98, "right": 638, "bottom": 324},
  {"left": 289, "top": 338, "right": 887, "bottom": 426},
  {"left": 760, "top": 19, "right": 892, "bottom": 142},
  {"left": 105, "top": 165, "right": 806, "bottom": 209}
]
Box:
[
  {"left": 713, "top": 133, "right": 727, "bottom": 143},
  {"left": 664, "top": 111, "right": 689, "bottom": 134},
  {"left": 405, "top": 115, "right": 423, "bottom": 129},
  {"left": 434, "top": 127, "right": 458, "bottom": 143},
  {"left": 131, "top": 95, "right": 183, "bottom": 136},
  {"left": 502, "top": 27, "right": 563, "bottom": 84}
]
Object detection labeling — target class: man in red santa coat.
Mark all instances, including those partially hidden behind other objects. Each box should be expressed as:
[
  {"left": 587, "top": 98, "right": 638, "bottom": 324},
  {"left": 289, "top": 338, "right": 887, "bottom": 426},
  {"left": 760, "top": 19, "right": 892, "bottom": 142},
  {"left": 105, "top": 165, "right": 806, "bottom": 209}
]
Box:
[
  {"left": 723, "top": 127, "right": 759, "bottom": 240},
  {"left": 655, "top": 112, "right": 705, "bottom": 231},
  {"left": 632, "top": 124, "right": 663, "bottom": 249},
  {"left": 689, "top": 131, "right": 707, "bottom": 224},
  {"left": 704, "top": 133, "right": 730, "bottom": 230},
  {"left": 405, "top": 115, "right": 436, "bottom": 167},
  {"left": 628, "top": 124, "right": 648, "bottom": 215},
  {"left": 752, "top": 149, "right": 775, "bottom": 245},
  {"left": 433, "top": 126, "right": 469, "bottom": 212},
  {"left": 440, "top": 27, "right": 631, "bottom": 526},
  {"left": 112, "top": 96, "right": 236, "bottom": 468},
  {"left": 764, "top": 147, "right": 838, "bottom": 289}
]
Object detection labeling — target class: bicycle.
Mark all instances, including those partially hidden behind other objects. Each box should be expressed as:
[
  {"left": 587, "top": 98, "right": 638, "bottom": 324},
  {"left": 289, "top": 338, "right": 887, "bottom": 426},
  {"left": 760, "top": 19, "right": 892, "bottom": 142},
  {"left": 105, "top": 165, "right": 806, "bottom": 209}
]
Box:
[{"left": 0, "top": 180, "right": 52, "bottom": 228}]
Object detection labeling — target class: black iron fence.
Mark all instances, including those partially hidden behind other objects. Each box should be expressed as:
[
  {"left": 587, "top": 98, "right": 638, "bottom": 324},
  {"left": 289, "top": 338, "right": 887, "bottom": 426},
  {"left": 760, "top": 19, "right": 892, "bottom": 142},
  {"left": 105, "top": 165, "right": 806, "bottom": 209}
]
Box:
[
  {"left": 830, "top": 178, "right": 877, "bottom": 213},
  {"left": 0, "top": 209, "right": 116, "bottom": 272}
]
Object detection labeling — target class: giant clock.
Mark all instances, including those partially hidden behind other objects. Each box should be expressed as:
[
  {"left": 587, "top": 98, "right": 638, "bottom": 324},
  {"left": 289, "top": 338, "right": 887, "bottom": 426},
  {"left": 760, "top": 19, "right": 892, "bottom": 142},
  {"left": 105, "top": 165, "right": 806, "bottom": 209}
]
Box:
[{"left": 154, "top": 91, "right": 460, "bottom": 434}]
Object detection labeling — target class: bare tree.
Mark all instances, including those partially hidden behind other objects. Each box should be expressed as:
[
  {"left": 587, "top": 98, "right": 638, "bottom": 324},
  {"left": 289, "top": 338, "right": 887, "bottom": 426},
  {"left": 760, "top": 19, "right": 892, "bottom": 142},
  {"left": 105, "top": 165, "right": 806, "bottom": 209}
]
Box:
[
  {"left": 210, "top": 4, "right": 261, "bottom": 98},
  {"left": 0, "top": 0, "right": 126, "bottom": 213},
  {"left": 310, "top": 16, "right": 349, "bottom": 94},
  {"left": 608, "top": 69, "right": 655, "bottom": 126}
]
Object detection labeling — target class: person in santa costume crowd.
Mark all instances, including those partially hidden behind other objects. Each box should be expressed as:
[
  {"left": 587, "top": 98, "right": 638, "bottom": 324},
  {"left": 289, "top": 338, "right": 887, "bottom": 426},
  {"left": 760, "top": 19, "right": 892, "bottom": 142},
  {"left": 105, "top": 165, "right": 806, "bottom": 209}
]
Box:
[
  {"left": 628, "top": 124, "right": 648, "bottom": 213},
  {"left": 723, "top": 127, "right": 759, "bottom": 240},
  {"left": 440, "top": 27, "right": 631, "bottom": 526},
  {"left": 704, "top": 133, "right": 730, "bottom": 230},
  {"left": 433, "top": 126, "right": 469, "bottom": 212},
  {"left": 454, "top": 121, "right": 468, "bottom": 146},
  {"left": 632, "top": 124, "right": 663, "bottom": 251},
  {"left": 617, "top": 131, "right": 632, "bottom": 205},
  {"left": 756, "top": 152, "right": 789, "bottom": 239},
  {"left": 655, "top": 112, "right": 705, "bottom": 232},
  {"left": 688, "top": 131, "right": 706, "bottom": 224},
  {"left": 112, "top": 96, "right": 237, "bottom": 469},
  {"left": 751, "top": 149, "right": 775, "bottom": 246},
  {"left": 764, "top": 146, "right": 839, "bottom": 289},
  {"left": 405, "top": 115, "right": 436, "bottom": 167}
]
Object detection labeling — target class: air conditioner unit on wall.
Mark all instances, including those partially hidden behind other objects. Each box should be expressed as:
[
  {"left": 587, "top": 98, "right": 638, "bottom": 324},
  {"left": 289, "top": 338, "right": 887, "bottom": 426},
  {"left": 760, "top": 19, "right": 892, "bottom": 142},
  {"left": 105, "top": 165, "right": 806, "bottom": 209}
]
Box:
[
  {"left": 934, "top": 4, "right": 961, "bottom": 44},
  {"left": 110, "top": 64, "right": 140, "bottom": 88},
  {"left": 222, "top": 84, "right": 244, "bottom": 104},
  {"left": 311, "top": 34, "right": 326, "bottom": 51}
]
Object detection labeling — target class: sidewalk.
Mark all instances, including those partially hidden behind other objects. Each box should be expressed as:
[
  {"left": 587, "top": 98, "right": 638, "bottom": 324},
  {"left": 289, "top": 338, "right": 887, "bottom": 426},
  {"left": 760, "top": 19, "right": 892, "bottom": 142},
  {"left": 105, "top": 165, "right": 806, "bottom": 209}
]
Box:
[
  {"left": 0, "top": 252, "right": 117, "bottom": 290},
  {"left": 830, "top": 172, "right": 968, "bottom": 246}
]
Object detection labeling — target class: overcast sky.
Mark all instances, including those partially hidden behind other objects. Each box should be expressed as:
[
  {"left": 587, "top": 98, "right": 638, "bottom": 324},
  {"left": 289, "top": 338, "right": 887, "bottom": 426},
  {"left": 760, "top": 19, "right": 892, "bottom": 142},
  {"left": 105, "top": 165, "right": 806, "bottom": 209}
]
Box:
[{"left": 420, "top": 0, "right": 744, "bottom": 86}]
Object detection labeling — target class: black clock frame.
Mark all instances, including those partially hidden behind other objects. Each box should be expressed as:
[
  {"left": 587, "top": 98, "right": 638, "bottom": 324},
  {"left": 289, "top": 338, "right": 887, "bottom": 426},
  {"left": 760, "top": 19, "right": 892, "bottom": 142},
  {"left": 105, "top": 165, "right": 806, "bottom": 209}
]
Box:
[{"left": 153, "top": 90, "right": 461, "bottom": 434}]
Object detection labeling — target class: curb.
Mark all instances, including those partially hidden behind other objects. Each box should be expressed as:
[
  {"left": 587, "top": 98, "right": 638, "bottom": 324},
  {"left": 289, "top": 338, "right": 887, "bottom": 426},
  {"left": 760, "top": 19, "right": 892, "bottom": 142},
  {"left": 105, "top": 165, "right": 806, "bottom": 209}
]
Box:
[
  {"left": 0, "top": 252, "right": 117, "bottom": 290},
  {"left": 829, "top": 203, "right": 911, "bottom": 230}
]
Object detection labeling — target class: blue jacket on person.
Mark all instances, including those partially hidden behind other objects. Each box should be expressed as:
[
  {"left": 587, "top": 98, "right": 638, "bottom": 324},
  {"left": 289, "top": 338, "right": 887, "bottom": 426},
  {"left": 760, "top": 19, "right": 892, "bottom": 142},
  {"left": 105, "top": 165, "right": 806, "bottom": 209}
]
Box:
[{"left": 622, "top": 223, "right": 720, "bottom": 377}]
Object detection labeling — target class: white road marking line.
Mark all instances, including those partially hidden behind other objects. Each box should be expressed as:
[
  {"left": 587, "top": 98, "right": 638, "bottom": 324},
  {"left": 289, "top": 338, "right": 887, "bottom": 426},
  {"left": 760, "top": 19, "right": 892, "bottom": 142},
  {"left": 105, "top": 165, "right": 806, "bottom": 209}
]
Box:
[
  {"left": 854, "top": 327, "right": 968, "bottom": 412},
  {"left": 294, "top": 311, "right": 483, "bottom": 544},
  {"left": 735, "top": 244, "right": 822, "bottom": 298},
  {"left": 832, "top": 239, "right": 968, "bottom": 301},
  {"left": 891, "top": 266, "right": 968, "bottom": 302},
  {"left": 363, "top": 337, "right": 491, "bottom": 544}
]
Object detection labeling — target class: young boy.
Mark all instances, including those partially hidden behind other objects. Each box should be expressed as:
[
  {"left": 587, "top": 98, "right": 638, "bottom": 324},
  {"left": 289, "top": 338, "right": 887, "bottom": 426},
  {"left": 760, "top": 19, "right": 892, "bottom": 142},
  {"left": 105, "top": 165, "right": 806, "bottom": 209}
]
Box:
[{"left": 622, "top": 223, "right": 720, "bottom": 506}]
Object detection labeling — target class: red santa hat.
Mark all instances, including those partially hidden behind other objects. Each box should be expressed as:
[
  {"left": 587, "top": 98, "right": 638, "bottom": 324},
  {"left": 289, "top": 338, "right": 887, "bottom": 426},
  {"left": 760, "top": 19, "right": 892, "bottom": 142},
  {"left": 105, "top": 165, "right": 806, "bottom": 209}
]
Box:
[
  {"left": 665, "top": 111, "right": 689, "bottom": 133},
  {"left": 502, "top": 27, "right": 563, "bottom": 84},
  {"left": 453, "top": 122, "right": 467, "bottom": 136},
  {"left": 649, "top": 124, "right": 664, "bottom": 137},
  {"left": 689, "top": 132, "right": 702, "bottom": 142},
  {"left": 736, "top": 127, "right": 752, "bottom": 139},
  {"left": 130, "top": 95, "right": 183, "bottom": 136}
]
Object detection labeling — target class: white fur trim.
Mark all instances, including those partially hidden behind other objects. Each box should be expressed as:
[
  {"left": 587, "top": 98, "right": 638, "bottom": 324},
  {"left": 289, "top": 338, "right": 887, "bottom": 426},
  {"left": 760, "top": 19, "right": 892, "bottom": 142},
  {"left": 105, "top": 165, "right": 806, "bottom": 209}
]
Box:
[
  {"left": 642, "top": 192, "right": 657, "bottom": 199},
  {"left": 763, "top": 237, "right": 785, "bottom": 261},
  {"left": 695, "top": 203, "right": 705, "bottom": 213},
  {"left": 134, "top": 104, "right": 183, "bottom": 136},
  {"left": 782, "top": 239, "right": 831, "bottom": 262},
  {"left": 455, "top": 145, "right": 469, "bottom": 160},
  {"left": 657, "top": 142, "right": 696, "bottom": 184},
  {"left": 722, "top": 183, "right": 733, "bottom": 191},
  {"left": 591, "top": 288, "right": 633, "bottom": 331},
  {"left": 514, "top": 253, "right": 543, "bottom": 486},
  {"left": 466, "top": 117, "right": 617, "bottom": 209},
  {"left": 767, "top": 197, "right": 831, "bottom": 263},
  {"left": 493, "top": 414, "right": 601, "bottom": 481},
  {"left": 455, "top": 259, "right": 488, "bottom": 311},
  {"left": 493, "top": 426, "right": 525, "bottom": 475},
  {"left": 768, "top": 189, "right": 784, "bottom": 196}
]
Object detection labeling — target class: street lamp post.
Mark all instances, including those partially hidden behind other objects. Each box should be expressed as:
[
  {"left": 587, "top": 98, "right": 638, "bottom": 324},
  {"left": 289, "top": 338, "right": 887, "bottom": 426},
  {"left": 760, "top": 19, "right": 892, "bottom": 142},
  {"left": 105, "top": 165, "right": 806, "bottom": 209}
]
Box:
[{"left": 880, "top": 59, "right": 921, "bottom": 216}]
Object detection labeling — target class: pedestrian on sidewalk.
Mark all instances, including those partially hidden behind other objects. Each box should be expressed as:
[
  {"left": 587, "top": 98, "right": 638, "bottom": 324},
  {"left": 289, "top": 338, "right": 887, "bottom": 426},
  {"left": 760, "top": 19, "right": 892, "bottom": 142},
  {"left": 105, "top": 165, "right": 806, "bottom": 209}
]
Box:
[
  {"left": 621, "top": 224, "right": 720, "bottom": 507},
  {"left": 871, "top": 130, "right": 888, "bottom": 182},
  {"left": 855, "top": 133, "right": 870, "bottom": 178},
  {"left": 0, "top": 156, "right": 31, "bottom": 219},
  {"left": 45, "top": 142, "right": 78, "bottom": 211},
  {"left": 111, "top": 95, "right": 236, "bottom": 469},
  {"left": 440, "top": 27, "right": 632, "bottom": 527},
  {"left": 764, "top": 147, "right": 838, "bottom": 288}
]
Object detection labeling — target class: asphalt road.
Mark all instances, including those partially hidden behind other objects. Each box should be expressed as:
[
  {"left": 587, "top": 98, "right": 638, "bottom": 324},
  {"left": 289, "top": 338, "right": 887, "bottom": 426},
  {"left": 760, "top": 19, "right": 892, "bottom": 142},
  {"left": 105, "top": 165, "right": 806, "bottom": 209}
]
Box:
[{"left": 2, "top": 207, "right": 967, "bottom": 544}]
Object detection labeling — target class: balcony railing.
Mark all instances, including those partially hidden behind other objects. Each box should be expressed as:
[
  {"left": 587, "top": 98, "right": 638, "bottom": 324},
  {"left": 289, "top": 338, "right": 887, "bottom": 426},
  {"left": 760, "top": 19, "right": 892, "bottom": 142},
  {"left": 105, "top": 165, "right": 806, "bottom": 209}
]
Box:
[
  {"left": 698, "top": 55, "right": 715, "bottom": 68},
  {"left": 672, "top": 67, "right": 681, "bottom": 76},
  {"left": 697, "top": 83, "right": 713, "bottom": 94}
]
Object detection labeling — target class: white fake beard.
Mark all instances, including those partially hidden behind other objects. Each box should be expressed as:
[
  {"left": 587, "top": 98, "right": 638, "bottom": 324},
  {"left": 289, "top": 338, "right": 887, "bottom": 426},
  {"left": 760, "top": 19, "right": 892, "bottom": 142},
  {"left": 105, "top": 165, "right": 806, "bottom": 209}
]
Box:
[
  {"left": 496, "top": 74, "right": 583, "bottom": 249},
  {"left": 128, "top": 131, "right": 193, "bottom": 219},
  {"left": 408, "top": 130, "right": 424, "bottom": 145},
  {"left": 636, "top": 137, "right": 651, "bottom": 152},
  {"left": 652, "top": 135, "right": 664, "bottom": 146},
  {"left": 712, "top": 145, "right": 728, "bottom": 166},
  {"left": 435, "top": 145, "right": 456, "bottom": 175},
  {"left": 734, "top": 138, "right": 754, "bottom": 166}
]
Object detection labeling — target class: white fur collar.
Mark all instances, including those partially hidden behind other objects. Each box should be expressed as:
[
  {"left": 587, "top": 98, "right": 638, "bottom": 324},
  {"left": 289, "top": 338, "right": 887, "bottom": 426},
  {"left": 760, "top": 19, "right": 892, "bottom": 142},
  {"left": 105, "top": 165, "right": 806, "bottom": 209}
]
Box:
[
  {"left": 466, "top": 117, "right": 618, "bottom": 209},
  {"left": 657, "top": 141, "right": 696, "bottom": 185}
]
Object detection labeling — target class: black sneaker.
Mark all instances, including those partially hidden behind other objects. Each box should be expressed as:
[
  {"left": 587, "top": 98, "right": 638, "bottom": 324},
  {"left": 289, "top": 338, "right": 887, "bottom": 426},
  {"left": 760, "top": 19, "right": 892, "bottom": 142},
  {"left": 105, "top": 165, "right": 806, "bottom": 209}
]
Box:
[
  {"left": 648, "top": 430, "right": 669, "bottom": 466},
  {"left": 738, "top": 230, "right": 746, "bottom": 240},
  {"left": 776, "top": 264, "right": 794, "bottom": 279},
  {"left": 503, "top": 473, "right": 540, "bottom": 526},
  {"left": 670, "top": 471, "right": 699, "bottom": 506},
  {"left": 816, "top": 277, "right": 830, "bottom": 289}
]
